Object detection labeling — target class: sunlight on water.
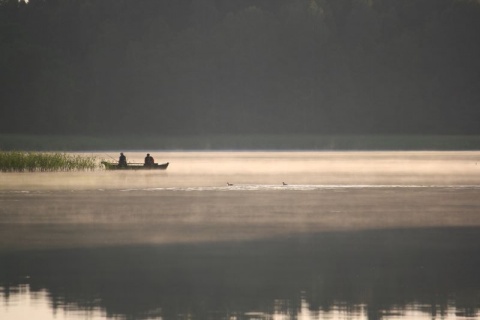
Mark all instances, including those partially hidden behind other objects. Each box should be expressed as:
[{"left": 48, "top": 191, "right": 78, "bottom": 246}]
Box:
[{"left": 1, "top": 152, "right": 479, "bottom": 320}]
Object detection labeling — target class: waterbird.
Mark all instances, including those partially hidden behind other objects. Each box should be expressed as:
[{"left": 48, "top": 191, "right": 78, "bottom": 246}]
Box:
[
  {"left": 227, "top": 182, "right": 233, "bottom": 186},
  {"left": 282, "top": 182, "right": 287, "bottom": 186}
]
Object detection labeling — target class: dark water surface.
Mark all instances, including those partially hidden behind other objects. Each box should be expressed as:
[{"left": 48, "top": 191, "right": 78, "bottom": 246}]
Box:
[
  {"left": 2, "top": 228, "right": 480, "bottom": 320},
  {"left": 1, "top": 152, "right": 480, "bottom": 319}
]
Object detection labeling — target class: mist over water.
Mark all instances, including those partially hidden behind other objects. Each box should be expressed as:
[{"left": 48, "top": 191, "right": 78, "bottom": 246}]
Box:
[
  {"left": 1, "top": 151, "right": 480, "bottom": 190},
  {"left": 1, "top": 152, "right": 480, "bottom": 319}
]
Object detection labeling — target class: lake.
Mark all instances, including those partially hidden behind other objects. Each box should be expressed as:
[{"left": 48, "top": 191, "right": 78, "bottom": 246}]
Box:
[{"left": 1, "top": 151, "right": 480, "bottom": 320}]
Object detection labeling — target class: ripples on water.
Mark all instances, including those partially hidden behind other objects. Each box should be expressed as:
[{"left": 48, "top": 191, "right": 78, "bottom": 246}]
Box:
[{"left": 122, "top": 184, "right": 480, "bottom": 192}]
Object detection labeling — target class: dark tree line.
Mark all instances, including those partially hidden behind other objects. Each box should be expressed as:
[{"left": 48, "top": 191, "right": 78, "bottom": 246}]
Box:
[{"left": 1, "top": 0, "right": 479, "bottom": 136}]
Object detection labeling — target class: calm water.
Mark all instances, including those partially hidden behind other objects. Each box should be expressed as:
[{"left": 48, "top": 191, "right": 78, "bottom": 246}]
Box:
[{"left": 1, "top": 151, "right": 480, "bottom": 320}]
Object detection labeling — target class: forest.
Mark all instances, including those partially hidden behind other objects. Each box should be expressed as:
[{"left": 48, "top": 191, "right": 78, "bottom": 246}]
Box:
[{"left": 1, "top": 0, "right": 479, "bottom": 136}]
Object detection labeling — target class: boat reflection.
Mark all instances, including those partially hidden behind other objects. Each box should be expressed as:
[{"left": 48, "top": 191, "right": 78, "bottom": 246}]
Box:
[{"left": 1, "top": 227, "right": 479, "bottom": 320}]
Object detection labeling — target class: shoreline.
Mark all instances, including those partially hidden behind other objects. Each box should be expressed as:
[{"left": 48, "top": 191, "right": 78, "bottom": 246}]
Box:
[{"left": 2, "top": 134, "right": 480, "bottom": 151}]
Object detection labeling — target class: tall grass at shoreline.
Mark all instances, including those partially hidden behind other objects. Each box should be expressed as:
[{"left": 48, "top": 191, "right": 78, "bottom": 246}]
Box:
[{"left": 0, "top": 151, "right": 98, "bottom": 172}]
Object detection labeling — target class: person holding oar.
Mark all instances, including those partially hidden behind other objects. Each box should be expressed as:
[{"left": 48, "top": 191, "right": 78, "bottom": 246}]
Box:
[{"left": 119, "top": 153, "right": 127, "bottom": 167}]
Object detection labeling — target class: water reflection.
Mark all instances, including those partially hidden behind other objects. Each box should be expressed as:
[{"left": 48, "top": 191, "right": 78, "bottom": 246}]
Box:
[
  {"left": 0, "top": 285, "right": 108, "bottom": 320},
  {"left": 1, "top": 228, "right": 479, "bottom": 319}
]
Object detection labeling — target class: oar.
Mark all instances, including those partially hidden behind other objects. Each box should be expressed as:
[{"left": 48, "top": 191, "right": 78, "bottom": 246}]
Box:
[{"left": 105, "top": 154, "right": 118, "bottom": 163}]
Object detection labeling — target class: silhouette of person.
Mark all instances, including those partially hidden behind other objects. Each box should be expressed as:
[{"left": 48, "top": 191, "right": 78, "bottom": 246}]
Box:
[
  {"left": 144, "top": 153, "right": 154, "bottom": 166},
  {"left": 119, "top": 153, "right": 127, "bottom": 167}
]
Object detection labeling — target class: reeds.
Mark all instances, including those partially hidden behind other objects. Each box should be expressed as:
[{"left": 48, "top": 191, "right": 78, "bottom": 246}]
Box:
[{"left": 0, "top": 151, "right": 98, "bottom": 172}]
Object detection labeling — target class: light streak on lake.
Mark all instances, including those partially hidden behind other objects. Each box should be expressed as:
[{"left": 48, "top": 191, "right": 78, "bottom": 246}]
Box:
[{"left": 1, "top": 151, "right": 480, "bottom": 320}]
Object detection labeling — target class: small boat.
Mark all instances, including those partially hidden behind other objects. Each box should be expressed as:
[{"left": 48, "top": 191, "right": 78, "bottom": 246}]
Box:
[{"left": 101, "top": 161, "right": 169, "bottom": 170}]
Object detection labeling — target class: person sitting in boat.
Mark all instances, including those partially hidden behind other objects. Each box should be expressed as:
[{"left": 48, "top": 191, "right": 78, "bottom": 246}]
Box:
[
  {"left": 144, "top": 153, "right": 155, "bottom": 166},
  {"left": 119, "top": 153, "right": 127, "bottom": 167}
]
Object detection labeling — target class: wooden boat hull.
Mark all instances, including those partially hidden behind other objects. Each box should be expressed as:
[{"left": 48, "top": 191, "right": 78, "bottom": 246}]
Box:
[{"left": 102, "top": 161, "right": 169, "bottom": 170}]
